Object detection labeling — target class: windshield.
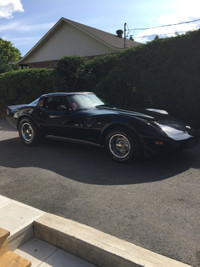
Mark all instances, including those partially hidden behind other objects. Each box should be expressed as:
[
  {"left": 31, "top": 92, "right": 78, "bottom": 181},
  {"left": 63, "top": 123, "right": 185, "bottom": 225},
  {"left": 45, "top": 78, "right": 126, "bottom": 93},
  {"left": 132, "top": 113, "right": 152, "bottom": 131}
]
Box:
[
  {"left": 68, "top": 93, "right": 104, "bottom": 110},
  {"left": 28, "top": 98, "right": 39, "bottom": 106}
]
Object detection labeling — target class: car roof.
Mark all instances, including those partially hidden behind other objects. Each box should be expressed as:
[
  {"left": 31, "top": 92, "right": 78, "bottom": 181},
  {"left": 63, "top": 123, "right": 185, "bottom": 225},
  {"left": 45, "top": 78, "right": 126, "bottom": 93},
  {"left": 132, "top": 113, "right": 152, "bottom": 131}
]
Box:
[{"left": 42, "top": 92, "right": 93, "bottom": 97}]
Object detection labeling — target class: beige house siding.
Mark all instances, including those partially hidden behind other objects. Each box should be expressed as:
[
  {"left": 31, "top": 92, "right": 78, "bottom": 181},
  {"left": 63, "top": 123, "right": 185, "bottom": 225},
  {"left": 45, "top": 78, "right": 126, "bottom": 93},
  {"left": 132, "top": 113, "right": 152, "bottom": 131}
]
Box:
[
  {"left": 17, "top": 17, "right": 140, "bottom": 68},
  {"left": 24, "top": 23, "right": 116, "bottom": 64}
]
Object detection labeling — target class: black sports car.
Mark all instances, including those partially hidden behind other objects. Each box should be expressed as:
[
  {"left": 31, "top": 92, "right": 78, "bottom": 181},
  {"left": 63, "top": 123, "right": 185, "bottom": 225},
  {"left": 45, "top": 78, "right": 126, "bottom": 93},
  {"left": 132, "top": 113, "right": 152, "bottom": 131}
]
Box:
[{"left": 6, "top": 92, "right": 199, "bottom": 162}]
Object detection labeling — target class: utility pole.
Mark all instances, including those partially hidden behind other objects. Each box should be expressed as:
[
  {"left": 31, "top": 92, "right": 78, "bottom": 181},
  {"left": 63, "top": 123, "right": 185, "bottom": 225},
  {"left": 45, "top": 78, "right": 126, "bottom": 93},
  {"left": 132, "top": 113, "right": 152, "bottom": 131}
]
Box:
[{"left": 124, "top": 23, "right": 127, "bottom": 48}]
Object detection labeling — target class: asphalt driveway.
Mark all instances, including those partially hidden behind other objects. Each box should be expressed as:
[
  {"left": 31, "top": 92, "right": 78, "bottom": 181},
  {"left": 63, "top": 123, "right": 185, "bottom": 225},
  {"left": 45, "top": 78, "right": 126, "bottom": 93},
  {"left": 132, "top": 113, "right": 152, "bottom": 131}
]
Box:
[{"left": 0, "top": 119, "right": 200, "bottom": 266}]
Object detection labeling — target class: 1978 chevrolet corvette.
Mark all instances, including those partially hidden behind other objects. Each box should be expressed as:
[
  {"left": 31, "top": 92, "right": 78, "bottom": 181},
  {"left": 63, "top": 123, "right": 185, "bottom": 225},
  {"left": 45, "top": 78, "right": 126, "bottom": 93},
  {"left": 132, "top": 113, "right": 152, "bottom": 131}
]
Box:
[{"left": 6, "top": 92, "right": 199, "bottom": 162}]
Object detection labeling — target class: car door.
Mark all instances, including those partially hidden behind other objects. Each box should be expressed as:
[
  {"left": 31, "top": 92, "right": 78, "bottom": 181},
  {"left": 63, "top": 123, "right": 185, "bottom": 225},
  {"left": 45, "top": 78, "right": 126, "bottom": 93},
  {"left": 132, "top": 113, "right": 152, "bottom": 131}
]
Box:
[
  {"left": 36, "top": 95, "right": 103, "bottom": 142},
  {"left": 36, "top": 95, "right": 74, "bottom": 138}
]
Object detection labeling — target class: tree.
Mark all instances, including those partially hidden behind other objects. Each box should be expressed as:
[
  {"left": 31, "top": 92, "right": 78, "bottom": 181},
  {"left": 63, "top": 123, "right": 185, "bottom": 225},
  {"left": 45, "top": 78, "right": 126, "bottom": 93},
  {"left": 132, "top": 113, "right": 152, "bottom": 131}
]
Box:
[{"left": 0, "top": 38, "right": 21, "bottom": 73}]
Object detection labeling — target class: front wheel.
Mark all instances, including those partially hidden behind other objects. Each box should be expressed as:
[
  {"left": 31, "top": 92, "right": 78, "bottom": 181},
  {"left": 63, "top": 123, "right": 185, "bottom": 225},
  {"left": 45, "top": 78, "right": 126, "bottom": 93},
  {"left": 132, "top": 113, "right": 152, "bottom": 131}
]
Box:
[
  {"left": 18, "top": 118, "right": 42, "bottom": 145},
  {"left": 105, "top": 128, "right": 140, "bottom": 162}
]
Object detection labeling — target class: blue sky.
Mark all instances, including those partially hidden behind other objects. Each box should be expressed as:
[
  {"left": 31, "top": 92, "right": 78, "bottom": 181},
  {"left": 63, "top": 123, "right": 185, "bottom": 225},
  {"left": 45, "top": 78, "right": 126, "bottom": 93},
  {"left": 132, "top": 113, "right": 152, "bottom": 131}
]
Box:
[{"left": 1, "top": 0, "right": 200, "bottom": 56}]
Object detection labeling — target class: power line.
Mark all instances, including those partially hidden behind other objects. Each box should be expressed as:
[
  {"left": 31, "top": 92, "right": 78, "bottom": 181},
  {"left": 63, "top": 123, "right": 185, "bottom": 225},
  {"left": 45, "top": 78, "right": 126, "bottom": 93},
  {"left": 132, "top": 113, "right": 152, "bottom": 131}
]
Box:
[
  {"left": 129, "top": 18, "right": 200, "bottom": 31},
  {"left": 134, "top": 30, "right": 187, "bottom": 39}
]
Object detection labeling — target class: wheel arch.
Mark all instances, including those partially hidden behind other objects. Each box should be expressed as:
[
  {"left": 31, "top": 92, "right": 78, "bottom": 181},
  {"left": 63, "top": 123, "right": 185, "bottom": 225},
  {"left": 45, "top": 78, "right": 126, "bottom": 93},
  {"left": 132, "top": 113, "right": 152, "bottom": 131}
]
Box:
[
  {"left": 17, "top": 115, "right": 38, "bottom": 130},
  {"left": 100, "top": 123, "right": 143, "bottom": 147}
]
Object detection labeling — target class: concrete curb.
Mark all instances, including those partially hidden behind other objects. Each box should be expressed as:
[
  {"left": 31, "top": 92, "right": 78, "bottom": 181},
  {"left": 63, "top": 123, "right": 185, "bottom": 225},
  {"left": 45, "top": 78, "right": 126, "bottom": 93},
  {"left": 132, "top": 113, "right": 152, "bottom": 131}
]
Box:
[
  {"left": 34, "top": 213, "right": 191, "bottom": 267},
  {"left": 0, "top": 196, "right": 192, "bottom": 267}
]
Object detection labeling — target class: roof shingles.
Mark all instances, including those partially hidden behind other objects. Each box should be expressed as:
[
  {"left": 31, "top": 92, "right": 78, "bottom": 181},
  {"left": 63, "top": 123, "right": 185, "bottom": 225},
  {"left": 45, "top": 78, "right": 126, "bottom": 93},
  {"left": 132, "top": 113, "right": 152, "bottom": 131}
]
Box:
[{"left": 63, "top": 17, "right": 140, "bottom": 49}]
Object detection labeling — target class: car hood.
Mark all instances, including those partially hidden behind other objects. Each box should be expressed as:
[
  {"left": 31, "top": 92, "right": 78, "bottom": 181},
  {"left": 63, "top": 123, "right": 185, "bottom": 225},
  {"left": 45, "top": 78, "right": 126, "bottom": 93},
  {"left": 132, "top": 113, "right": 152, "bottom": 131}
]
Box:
[
  {"left": 97, "top": 106, "right": 170, "bottom": 122},
  {"left": 97, "top": 106, "right": 195, "bottom": 140}
]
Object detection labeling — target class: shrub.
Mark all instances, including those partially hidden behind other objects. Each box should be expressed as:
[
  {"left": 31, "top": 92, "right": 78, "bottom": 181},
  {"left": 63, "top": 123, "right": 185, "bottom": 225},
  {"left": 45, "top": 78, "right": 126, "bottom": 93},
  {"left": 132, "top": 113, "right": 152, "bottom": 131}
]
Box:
[
  {"left": 0, "top": 68, "right": 62, "bottom": 114},
  {"left": 54, "top": 56, "right": 87, "bottom": 91},
  {"left": 95, "top": 31, "right": 200, "bottom": 128}
]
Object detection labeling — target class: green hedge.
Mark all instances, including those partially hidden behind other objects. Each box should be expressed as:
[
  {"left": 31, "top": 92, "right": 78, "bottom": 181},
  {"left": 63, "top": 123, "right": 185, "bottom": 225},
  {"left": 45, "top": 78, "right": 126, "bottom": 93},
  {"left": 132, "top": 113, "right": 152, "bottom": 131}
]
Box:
[
  {"left": 0, "top": 68, "right": 63, "bottom": 114},
  {"left": 95, "top": 31, "right": 200, "bottom": 128},
  {"left": 1, "top": 30, "right": 200, "bottom": 128},
  {"left": 54, "top": 54, "right": 119, "bottom": 92}
]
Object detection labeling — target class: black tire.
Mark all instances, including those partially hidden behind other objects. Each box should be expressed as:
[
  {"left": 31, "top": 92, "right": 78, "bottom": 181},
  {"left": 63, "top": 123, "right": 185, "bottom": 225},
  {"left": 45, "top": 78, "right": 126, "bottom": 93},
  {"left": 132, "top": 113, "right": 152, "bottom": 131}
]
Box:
[
  {"left": 18, "top": 118, "right": 42, "bottom": 145},
  {"left": 105, "top": 128, "right": 140, "bottom": 162}
]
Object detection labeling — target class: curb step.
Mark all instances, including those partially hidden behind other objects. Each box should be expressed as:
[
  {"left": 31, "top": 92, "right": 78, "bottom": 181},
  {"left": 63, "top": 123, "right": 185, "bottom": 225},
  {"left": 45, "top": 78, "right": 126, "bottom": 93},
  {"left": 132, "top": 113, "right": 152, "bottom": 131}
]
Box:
[
  {"left": 0, "top": 197, "right": 44, "bottom": 251},
  {"left": 8, "top": 223, "right": 34, "bottom": 251},
  {"left": 0, "top": 196, "right": 193, "bottom": 267},
  {"left": 34, "top": 213, "right": 192, "bottom": 267}
]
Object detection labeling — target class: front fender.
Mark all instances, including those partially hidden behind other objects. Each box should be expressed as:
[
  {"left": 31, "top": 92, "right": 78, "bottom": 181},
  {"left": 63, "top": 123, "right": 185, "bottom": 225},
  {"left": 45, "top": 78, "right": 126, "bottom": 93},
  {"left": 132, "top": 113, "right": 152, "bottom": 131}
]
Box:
[{"left": 99, "top": 121, "right": 143, "bottom": 146}]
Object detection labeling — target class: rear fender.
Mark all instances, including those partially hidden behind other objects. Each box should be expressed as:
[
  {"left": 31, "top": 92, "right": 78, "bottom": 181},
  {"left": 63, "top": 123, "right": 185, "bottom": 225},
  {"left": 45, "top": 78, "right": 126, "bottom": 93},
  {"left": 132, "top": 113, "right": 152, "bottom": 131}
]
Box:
[{"left": 17, "top": 115, "right": 39, "bottom": 130}]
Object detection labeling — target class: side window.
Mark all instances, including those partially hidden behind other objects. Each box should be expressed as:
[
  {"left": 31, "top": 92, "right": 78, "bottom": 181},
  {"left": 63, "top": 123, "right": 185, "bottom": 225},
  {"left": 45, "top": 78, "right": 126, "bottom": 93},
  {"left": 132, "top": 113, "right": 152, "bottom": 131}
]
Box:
[
  {"left": 44, "top": 96, "right": 68, "bottom": 111},
  {"left": 37, "top": 97, "right": 44, "bottom": 107}
]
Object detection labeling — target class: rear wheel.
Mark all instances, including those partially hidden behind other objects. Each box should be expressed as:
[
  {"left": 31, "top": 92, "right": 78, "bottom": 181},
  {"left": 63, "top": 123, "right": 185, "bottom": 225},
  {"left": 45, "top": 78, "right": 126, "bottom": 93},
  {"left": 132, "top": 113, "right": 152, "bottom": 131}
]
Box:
[
  {"left": 18, "top": 118, "right": 42, "bottom": 145},
  {"left": 105, "top": 128, "right": 140, "bottom": 162}
]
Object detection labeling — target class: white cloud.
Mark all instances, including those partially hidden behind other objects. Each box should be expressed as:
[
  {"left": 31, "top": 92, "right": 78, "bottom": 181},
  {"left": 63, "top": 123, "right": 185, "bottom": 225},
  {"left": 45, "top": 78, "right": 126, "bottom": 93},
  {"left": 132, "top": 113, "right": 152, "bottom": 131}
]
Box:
[
  {"left": 3, "top": 36, "right": 38, "bottom": 46},
  {"left": 0, "top": 21, "right": 20, "bottom": 31},
  {"left": 19, "top": 22, "right": 55, "bottom": 32},
  {"left": 0, "top": 0, "right": 24, "bottom": 19},
  {"left": 135, "top": 0, "right": 200, "bottom": 42},
  {"left": 135, "top": 20, "right": 200, "bottom": 42},
  {"left": 0, "top": 21, "right": 54, "bottom": 32}
]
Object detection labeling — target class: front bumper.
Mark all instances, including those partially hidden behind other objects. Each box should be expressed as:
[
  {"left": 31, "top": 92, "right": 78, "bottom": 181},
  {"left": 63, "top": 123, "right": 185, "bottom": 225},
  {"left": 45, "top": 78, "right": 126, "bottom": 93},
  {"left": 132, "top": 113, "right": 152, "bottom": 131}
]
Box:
[
  {"left": 143, "top": 134, "right": 199, "bottom": 155},
  {"left": 142, "top": 120, "right": 200, "bottom": 154}
]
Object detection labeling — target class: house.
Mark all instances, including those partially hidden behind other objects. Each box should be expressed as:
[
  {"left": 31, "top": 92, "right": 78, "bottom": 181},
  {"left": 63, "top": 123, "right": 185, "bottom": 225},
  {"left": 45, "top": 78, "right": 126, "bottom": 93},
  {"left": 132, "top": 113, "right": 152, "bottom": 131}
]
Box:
[{"left": 17, "top": 17, "right": 140, "bottom": 68}]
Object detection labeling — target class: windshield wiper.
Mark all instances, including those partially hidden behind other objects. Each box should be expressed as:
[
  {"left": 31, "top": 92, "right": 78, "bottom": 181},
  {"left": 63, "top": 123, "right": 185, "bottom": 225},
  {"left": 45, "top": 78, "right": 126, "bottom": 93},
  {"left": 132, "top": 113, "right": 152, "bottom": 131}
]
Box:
[{"left": 95, "top": 104, "right": 106, "bottom": 108}]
